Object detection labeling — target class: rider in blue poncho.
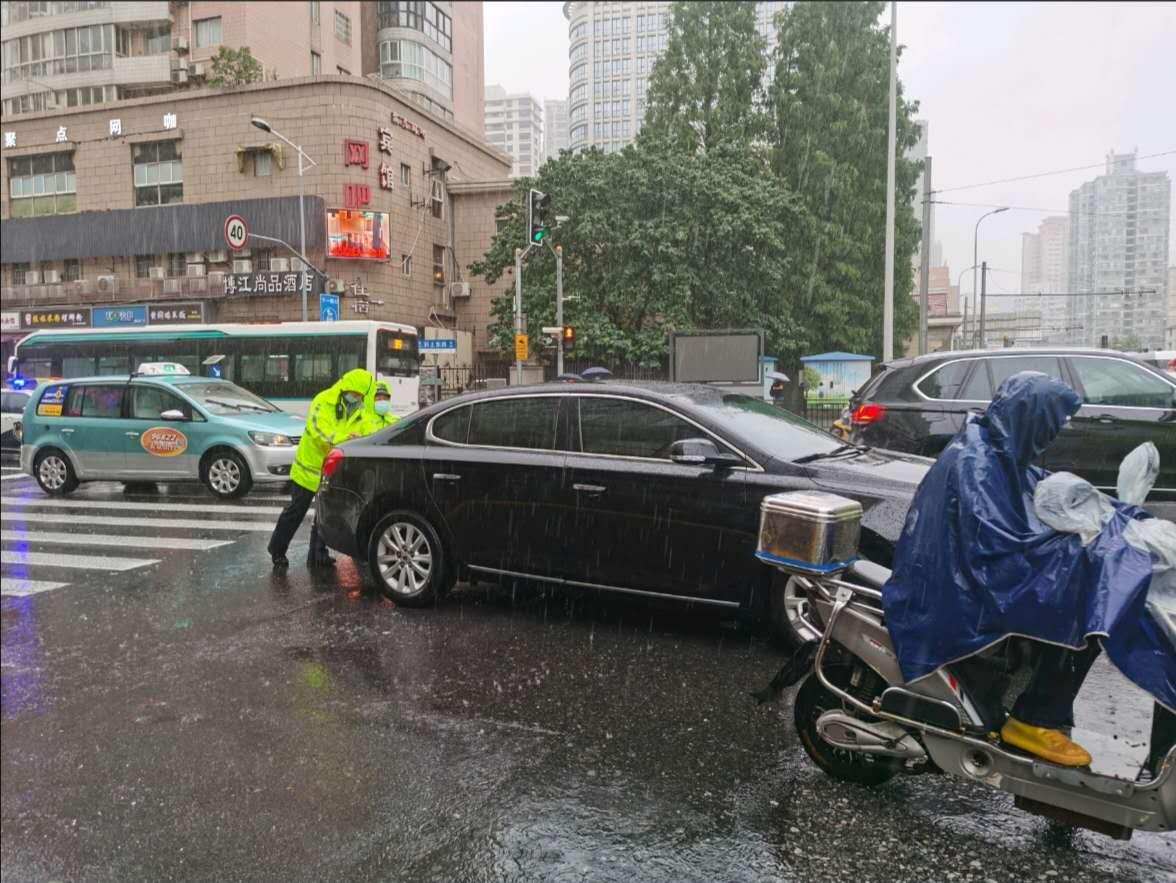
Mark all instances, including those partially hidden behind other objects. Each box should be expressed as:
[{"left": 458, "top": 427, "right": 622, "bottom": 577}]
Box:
[{"left": 882, "top": 371, "right": 1172, "bottom": 768}]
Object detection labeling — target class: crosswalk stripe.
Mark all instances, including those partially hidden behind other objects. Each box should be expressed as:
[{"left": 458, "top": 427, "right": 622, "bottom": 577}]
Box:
[
  {"left": 2, "top": 511, "right": 277, "bottom": 532},
  {"left": 1, "top": 578, "right": 69, "bottom": 596},
  {"left": 1, "top": 550, "right": 160, "bottom": 571},
  {"left": 1, "top": 496, "right": 291, "bottom": 515},
  {"left": 0, "top": 530, "right": 233, "bottom": 551}
]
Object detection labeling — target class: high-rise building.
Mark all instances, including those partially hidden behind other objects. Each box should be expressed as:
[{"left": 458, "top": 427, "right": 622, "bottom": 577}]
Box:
[
  {"left": 0, "top": 1, "right": 365, "bottom": 117},
  {"left": 563, "top": 1, "right": 784, "bottom": 154},
  {"left": 1167, "top": 266, "right": 1176, "bottom": 349},
  {"left": 364, "top": 1, "right": 485, "bottom": 134},
  {"left": 484, "top": 84, "right": 543, "bottom": 177},
  {"left": 1068, "top": 151, "right": 1171, "bottom": 350},
  {"left": 1019, "top": 215, "right": 1070, "bottom": 341},
  {"left": 544, "top": 98, "right": 569, "bottom": 162}
]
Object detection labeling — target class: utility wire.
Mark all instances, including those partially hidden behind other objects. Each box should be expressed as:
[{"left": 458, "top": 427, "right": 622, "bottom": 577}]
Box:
[
  {"left": 930, "top": 149, "right": 1176, "bottom": 195},
  {"left": 982, "top": 288, "right": 1159, "bottom": 298},
  {"left": 931, "top": 199, "right": 1171, "bottom": 216}
]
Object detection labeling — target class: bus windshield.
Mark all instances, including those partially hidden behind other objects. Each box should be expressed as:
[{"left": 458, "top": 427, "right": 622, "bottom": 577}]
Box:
[
  {"left": 181, "top": 381, "right": 280, "bottom": 415},
  {"left": 376, "top": 329, "right": 420, "bottom": 377}
]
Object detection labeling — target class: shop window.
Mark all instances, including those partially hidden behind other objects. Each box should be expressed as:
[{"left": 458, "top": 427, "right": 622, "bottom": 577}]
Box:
[
  {"left": 8, "top": 152, "right": 77, "bottom": 217},
  {"left": 194, "top": 17, "right": 221, "bottom": 48},
  {"left": 432, "top": 244, "right": 445, "bottom": 285},
  {"left": 133, "top": 140, "right": 183, "bottom": 206}
]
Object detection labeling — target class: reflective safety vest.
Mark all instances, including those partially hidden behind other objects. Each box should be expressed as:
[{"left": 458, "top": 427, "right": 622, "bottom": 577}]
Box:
[{"left": 289, "top": 368, "right": 374, "bottom": 493}]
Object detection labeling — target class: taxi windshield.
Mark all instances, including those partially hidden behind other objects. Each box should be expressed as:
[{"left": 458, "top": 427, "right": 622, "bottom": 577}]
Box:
[{"left": 181, "top": 381, "right": 279, "bottom": 415}]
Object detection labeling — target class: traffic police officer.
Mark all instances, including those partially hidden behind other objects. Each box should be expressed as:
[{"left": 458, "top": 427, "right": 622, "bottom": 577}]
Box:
[{"left": 334, "top": 379, "right": 399, "bottom": 442}]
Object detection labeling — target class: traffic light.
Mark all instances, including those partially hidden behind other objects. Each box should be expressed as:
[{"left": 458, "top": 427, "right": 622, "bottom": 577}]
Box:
[
  {"left": 561, "top": 324, "right": 575, "bottom": 353},
  {"left": 528, "top": 189, "right": 551, "bottom": 244}
]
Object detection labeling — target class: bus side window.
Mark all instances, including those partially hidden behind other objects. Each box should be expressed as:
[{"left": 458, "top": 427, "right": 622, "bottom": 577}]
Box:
[
  {"left": 239, "top": 354, "right": 265, "bottom": 384},
  {"left": 63, "top": 356, "right": 96, "bottom": 376}
]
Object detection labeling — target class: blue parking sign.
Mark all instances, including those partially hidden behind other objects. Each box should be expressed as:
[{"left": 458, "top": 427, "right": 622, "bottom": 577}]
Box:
[{"left": 319, "top": 293, "right": 340, "bottom": 322}]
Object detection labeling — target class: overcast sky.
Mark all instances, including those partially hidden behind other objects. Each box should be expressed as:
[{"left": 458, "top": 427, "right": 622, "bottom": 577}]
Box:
[{"left": 484, "top": 2, "right": 1176, "bottom": 311}]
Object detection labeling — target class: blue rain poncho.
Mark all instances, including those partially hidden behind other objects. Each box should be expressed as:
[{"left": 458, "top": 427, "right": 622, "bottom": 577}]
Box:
[{"left": 881, "top": 371, "right": 1175, "bottom": 710}]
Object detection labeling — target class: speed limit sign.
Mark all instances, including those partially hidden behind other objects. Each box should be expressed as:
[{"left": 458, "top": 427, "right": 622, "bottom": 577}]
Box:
[{"left": 223, "top": 214, "right": 248, "bottom": 251}]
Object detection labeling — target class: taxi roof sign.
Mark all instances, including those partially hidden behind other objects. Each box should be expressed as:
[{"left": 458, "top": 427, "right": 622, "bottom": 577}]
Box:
[{"left": 135, "top": 362, "right": 191, "bottom": 376}]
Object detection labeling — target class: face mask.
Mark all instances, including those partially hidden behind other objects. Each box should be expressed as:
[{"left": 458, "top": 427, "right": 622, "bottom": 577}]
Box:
[{"left": 374, "top": 399, "right": 391, "bottom": 415}]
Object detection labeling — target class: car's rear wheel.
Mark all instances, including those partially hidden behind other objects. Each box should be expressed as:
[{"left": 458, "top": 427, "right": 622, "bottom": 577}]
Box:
[
  {"left": 34, "top": 448, "right": 78, "bottom": 496},
  {"left": 366, "top": 511, "right": 452, "bottom": 607},
  {"left": 201, "top": 449, "right": 252, "bottom": 499}
]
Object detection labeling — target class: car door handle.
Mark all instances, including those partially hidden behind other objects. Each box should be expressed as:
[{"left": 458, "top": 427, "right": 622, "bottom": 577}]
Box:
[
  {"left": 125, "top": 431, "right": 140, "bottom": 438},
  {"left": 60, "top": 428, "right": 75, "bottom": 435},
  {"left": 432, "top": 473, "right": 462, "bottom": 482},
  {"left": 1095, "top": 414, "right": 1118, "bottom": 425},
  {"left": 573, "top": 483, "right": 606, "bottom": 495}
]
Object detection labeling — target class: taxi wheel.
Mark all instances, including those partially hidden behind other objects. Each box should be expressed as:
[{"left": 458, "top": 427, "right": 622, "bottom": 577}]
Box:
[
  {"left": 34, "top": 448, "right": 78, "bottom": 496},
  {"left": 201, "top": 449, "right": 253, "bottom": 499},
  {"left": 367, "top": 511, "right": 453, "bottom": 607}
]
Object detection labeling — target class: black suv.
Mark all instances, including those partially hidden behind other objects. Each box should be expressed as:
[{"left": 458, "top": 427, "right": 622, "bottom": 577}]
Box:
[{"left": 846, "top": 348, "right": 1175, "bottom": 498}]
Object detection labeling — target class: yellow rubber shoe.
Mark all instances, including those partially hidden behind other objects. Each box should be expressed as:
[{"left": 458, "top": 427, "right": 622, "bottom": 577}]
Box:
[{"left": 1000, "top": 717, "right": 1092, "bottom": 767}]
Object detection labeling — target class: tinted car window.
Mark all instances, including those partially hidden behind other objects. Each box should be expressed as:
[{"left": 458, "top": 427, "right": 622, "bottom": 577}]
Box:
[
  {"left": 960, "top": 364, "right": 993, "bottom": 400},
  {"left": 987, "top": 356, "right": 1064, "bottom": 392},
  {"left": 1070, "top": 357, "right": 1175, "bottom": 408},
  {"left": 578, "top": 396, "right": 704, "bottom": 459},
  {"left": 467, "top": 397, "right": 558, "bottom": 449},
  {"left": 432, "top": 404, "right": 471, "bottom": 444},
  {"left": 131, "top": 385, "right": 194, "bottom": 420},
  {"left": 2, "top": 392, "right": 30, "bottom": 412},
  {"left": 75, "top": 384, "right": 125, "bottom": 418},
  {"left": 916, "top": 360, "right": 974, "bottom": 399}
]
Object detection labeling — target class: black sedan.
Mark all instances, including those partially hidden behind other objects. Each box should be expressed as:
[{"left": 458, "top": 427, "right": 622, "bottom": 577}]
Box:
[{"left": 315, "top": 383, "right": 928, "bottom": 617}]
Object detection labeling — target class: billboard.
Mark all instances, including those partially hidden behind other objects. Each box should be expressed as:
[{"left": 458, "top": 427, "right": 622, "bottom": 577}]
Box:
[
  {"left": 669, "top": 330, "right": 763, "bottom": 383},
  {"left": 326, "top": 208, "right": 390, "bottom": 260}
]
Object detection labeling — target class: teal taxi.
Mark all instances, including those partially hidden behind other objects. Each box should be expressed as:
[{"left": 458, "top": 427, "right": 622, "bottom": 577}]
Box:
[{"left": 19, "top": 363, "right": 304, "bottom": 498}]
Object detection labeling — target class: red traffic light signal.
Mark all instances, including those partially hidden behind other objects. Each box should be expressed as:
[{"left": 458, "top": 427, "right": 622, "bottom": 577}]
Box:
[{"left": 561, "top": 324, "right": 575, "bottom": 352}]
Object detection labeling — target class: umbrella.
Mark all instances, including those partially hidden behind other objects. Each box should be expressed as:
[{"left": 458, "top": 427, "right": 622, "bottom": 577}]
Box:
[
  {"left": 556, "top": 373, "right": 582, "bottom": 383},
  {"left": 580, "top": 366, "right": 612, "bottom": 381}
]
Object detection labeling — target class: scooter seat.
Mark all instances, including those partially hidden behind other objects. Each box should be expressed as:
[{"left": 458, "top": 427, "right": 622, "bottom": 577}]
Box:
[{"left": 849, "top": 559, "right": 892, "bottom": 589}]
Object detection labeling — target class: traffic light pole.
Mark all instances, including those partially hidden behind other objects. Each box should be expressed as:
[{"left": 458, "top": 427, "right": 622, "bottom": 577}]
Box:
[
  {"left": 513, "top": 242, "right": 537, "bottom": 386},
  {"left": 552, "top": 243, "right": 564, "bottom": 377}
]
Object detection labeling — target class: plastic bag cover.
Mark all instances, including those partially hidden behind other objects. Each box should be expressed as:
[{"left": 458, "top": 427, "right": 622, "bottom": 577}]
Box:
[
  {"left": 1117, "top": 441, "right": 1160, "bottom": 506},
  {"left": 882, "top": 372, "right": 1175, "bottom": 711}
]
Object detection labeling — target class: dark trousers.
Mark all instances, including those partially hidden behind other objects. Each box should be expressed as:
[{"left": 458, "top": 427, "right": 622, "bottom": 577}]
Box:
[
  {"left": 954, "top": 640, "right": 1101, "bottom": 731},
  {"left": 268, "top": 484, "right": 327, "bottom": 560}
]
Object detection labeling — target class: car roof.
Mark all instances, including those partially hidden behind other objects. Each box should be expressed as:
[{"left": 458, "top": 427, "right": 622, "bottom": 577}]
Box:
[
  {"left": 33, "top": 374, "right": 203, "bottom": 388},
  {"left": 426, "top": 380, "right": 735, "bottom": 410},
  {"left": 884, "top": 347, "right": 1148, "bottom": 371}
]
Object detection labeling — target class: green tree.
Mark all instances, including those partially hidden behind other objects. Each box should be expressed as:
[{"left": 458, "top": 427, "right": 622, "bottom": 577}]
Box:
[
  {"left": 642, "top": 1, "right": 767, "bottom": 153},
  {"left": 767, "top": 1, "right": 922, "bottom": 359},
  {"left": 207, "top": 46, "right": 264, "bottom": 89}
]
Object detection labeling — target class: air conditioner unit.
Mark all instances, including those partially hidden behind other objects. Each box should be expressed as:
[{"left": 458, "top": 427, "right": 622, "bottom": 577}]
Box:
[
  {"left": 163, "top": 278, "right": 182, "bottom": 295},
  {"left": 269, "top": 257, "right": 290, "bottom": 272},
  {"left": 172, "top": 68, "right": 189, "bottom": 84},
  {"left": 234, "top": 248, "right": 251, "bottom": 258},
  {"left": 24, "top": 271, "right": 41, "bottom": 286},
  {"left": 149, "top": 266, "right": 167, "bottom": 280},
  {"left": 186, "top": 263, "right": 206, "bottom": 277},
  {"left": 326, "top": 278, "right": 346, "bottom": 293},
  {"left": 206, "top": 250, "right": 228, "bottom": 264},
  {"left": 172, "top": 35, "right": 189, "bottom": 52},
  {"left": 449, "top": 281, "right": 470, "bottom": 299},
  {"left": 187, "top": 252, "right": 205, "bottom": 264},
  {"left": 232, "top": 259, "right": 252, "bottom": 274},
  {"left": 96, "top": 275, "right": 119, "bottom": 294},
  {"left": 189, "top": 62, "right": 206, "bottom": 78},
  {"left": 43, "top": 269, "right": 62, "bottom": 284}
]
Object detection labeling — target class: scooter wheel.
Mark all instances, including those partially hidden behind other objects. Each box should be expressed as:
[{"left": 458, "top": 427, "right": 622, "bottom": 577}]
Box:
[{"left": 793, "top": 665, "right": 899, "bottom": 787}]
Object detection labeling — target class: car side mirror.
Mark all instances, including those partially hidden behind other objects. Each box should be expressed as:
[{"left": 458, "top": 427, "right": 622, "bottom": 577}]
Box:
[
  {"left": 670, "top": 438, "right": 741, "bottom": 469},
  {"left": 159, "top": 409, "right": 186, "bottom": 421}
]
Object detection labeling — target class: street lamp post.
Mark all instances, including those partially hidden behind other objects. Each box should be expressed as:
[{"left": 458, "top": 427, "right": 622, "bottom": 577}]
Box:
[
  {"left": 251, "top": 116, "right": 318, "bottom": 321},
  {"left": 972, "top": 206, "right": 1008, "bottom": 349},
  {"left": 955, "top": 264, "right": 979, "bottom": 349}
]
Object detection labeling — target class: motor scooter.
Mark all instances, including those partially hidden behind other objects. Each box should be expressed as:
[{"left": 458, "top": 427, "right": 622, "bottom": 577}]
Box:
[{"left": 754, "top": 489, "right": 1175, "bottom": 840}]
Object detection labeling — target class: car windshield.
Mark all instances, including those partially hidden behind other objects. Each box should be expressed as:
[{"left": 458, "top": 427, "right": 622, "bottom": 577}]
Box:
[
  {"left": 714, "top": 395, "right": 844, "bottom": 462},
  {"left": 180, "top": 381, "right": 279, "bottom": 415}
]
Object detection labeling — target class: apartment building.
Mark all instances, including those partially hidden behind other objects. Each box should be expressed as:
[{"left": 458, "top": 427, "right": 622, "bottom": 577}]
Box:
[{"left": 483, "top": 84, "right": 543, "bottom": 177}]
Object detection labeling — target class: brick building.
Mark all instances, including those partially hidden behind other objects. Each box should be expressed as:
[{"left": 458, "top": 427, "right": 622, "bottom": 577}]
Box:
[{"left": 0, "top": 75, "right": 513, "bottom": 366}]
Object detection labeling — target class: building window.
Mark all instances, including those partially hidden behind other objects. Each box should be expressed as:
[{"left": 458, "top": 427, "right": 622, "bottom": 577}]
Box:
[
  {"left": 377, "top": 1, "right": 452, "bottom": 52},
  {"left": 432, "top": 244, "right": 445, "bottom": 285},
  {"left": 334, "top": 10, "right": 351, "bottom": 44},
  {"left": 2, "top": 23, "right": 115, "bottom": 83},
  {"left": 253, "top": 151, "right": 272, "bottom": 176},
  {"left": 378, "top": 39, "right": 452, "bottom": 99},
  {"left": 193, "top": 17, "right": 221, "bottom": 49},
  {"left": 309, "top": 0, "right": 320, "bottom": 24},
  {"left": 166, "top": 252, "right": 186, "bottom": 278},
  {"left": 63, "top": 258, "right": 81, "bottom": 282},
  {"left": 431, "top": 177, "right": 444, "bottom": 219},
  {"left": 400, "top": 162, "right": 412, "bottom": 186},
  {"left": 132, "top": 140, "right": 183, "bottom": 207},
  {"left": 8, "top": 152, "right": 77, "bottom": 217},
  {"left": 9, "top": 263, "right": 30, "bottom": 287},
  {"left": 134, "top": 254, "right": 153, "bottom": 278},
  {"left": 311, "top": 51, "right": 321, "bottom": 75},
  {"left": 401, "top": 254, "right": 412, "bottom": 277}
]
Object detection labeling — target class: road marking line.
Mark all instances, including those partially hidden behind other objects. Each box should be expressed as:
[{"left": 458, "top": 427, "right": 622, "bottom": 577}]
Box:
[
  {"left": 1, "top": 578, "right": 70, "bottom": 596},
  {"left": 1, "top": 550, "right": 160, "bottom": 571},
  {"left": 0, "top": 496, "right": 290, "bottom": 515},
  {"left": 1, "top": 512, "right": 278, "bottom": 532},
  {"left": 0, "top": 530, "right": 233, "bottom": 551}
]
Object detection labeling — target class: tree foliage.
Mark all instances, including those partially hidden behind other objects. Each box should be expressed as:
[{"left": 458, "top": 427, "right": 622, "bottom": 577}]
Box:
[
  {"left": 642, "top": 1, "right": 767, "bottom": 153},
  {"left": 208, "top": 46, "right": 264, "bottom": 89}
]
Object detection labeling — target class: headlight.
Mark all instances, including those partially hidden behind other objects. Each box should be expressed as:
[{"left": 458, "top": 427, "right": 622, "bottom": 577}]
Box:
[{"left": 249, "top": 431, "right": 294, "bottom": 447}]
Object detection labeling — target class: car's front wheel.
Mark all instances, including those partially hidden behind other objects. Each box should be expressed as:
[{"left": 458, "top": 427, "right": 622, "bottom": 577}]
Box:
[
  {"left": 201, "top": 449, "right": 252, "bottom": 499},
  {"left": 366, "top": 511, "right": 452, "bottom": 607},
  {"left": 34, "top": 448, "right": 78, "bottom": 496}
]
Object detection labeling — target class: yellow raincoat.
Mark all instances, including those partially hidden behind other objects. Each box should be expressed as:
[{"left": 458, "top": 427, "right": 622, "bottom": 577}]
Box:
[
  {"left": 333, "top": 380, "right": 400, "bottom": 442},
  {"left": 290, "top": 368, "right": 374, "bottom": 493}
]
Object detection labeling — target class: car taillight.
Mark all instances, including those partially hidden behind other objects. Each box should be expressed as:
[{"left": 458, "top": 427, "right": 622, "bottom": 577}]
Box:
[
  {"left": 321, "top": 447, "right": 345, "bottom": 479},
  {"left": 850, "top": 402, "right": 886, "bottom": 425}
]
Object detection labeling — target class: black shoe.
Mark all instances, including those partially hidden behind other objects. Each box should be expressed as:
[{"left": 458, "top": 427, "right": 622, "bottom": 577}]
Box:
[
  {"left": 307, "top": 554, "right": 336, "bottom": 568},
  {"left": 271, "top": 554, "right": 289, "bottom": 569}
]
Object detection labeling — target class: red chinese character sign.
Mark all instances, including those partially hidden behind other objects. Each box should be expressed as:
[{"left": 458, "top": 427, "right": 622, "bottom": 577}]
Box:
[
  {"left": 343, "top": 183, "right": 371, "bottom": 209},
  {"left": 343, "top": 139, "right": 369, "bottom": 169}
]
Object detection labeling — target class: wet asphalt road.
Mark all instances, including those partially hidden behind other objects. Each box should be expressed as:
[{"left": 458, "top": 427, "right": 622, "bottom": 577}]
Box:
[{"left": 1, "top": 471, "right": 1174, "bottom": 882}]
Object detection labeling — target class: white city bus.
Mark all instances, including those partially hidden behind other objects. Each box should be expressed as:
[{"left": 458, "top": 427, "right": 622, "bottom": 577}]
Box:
[{"left": 9, "top": 320, "right": 420, "bottom": 416}]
